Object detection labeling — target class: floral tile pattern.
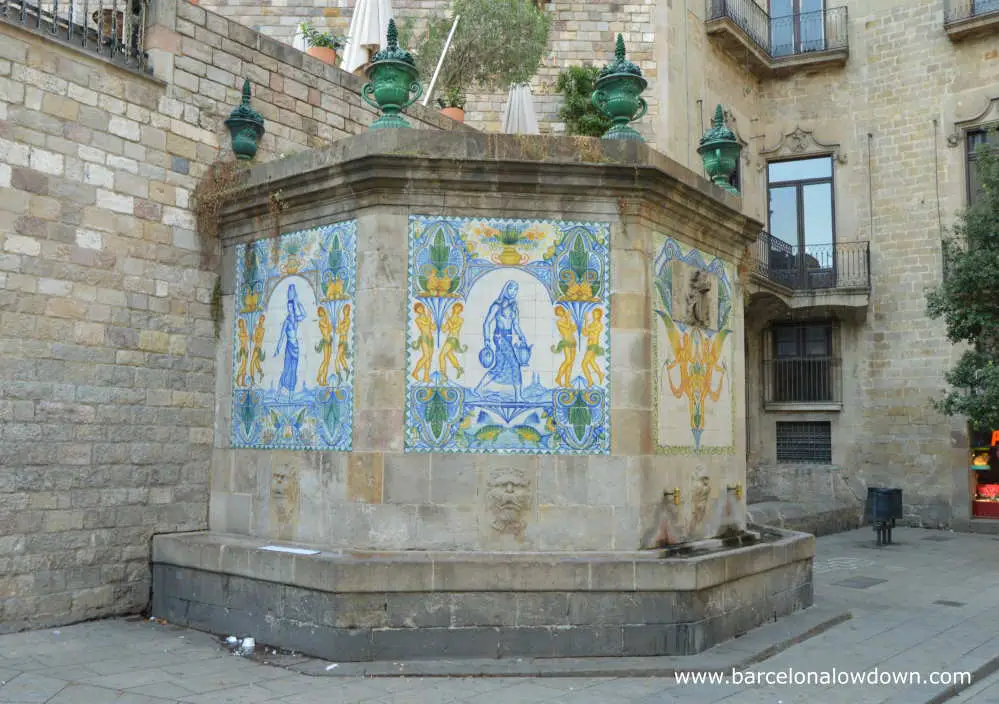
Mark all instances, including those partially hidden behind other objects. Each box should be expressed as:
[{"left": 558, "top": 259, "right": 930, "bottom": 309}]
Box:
[
  {"left": 231, "top": 222, "right": 356, "bottom": 450},
  {"left": 653, "top": 235, "right": 736, "bottom": 454},
  {"left": 405, "top": 216, "right": 611, "bottom": 454}
]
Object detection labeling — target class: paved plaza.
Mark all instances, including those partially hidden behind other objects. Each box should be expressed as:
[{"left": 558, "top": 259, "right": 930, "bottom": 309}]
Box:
[{"left": 2, "top": 527, "right": 999, "bottom": 704}]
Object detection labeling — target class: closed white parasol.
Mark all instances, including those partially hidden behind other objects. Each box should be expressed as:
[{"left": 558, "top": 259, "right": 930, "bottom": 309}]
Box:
[
  {"left": 292, "top": 25, "right": 306, "bottom": 52},
  {"left": 340, "top": 0, "right": 395, "bottom": 75},
  {"left": 501, "top": 83, "right": 540, "bottom": 135}
]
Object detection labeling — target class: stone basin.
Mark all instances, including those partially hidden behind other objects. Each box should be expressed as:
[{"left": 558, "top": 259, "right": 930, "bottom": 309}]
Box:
[{"left": 152, "top": 526, "right": 813, "bottom": 660}]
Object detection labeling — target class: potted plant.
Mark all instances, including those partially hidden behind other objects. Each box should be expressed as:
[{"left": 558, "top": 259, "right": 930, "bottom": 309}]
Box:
[
  {"left": 437, "top": 85, "right": 467, "bottom": 123},
  {"left": 401, "top": 0, "right": 551, "bottom": 123},
  {"left": 300, "top": 22, "right": 346, "bottom": 65}
]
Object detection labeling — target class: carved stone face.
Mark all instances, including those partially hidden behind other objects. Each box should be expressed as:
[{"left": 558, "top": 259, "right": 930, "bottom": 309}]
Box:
[
  {"left": 271, "top": 471, "right": 290, "bottom": 498},
  {"left": 486, "top": 469, "right": 531, "bottom": 534}
]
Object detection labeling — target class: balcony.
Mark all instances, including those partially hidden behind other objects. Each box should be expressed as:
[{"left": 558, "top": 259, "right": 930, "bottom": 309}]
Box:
[
  {"left": 945, "top": 0, "right": 999, "bottom": 40},
  {"left": 751, "top": 231, "right": 870, "bottom": 312},
  {"left": 705, "top": 0, "right": 849, "bottom": 77},
  {"left": 0, "top": 0, "right": 149, "bottom": 74}
]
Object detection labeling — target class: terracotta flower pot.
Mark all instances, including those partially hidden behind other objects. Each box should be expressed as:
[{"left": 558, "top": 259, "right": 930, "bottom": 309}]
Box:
[
  {"left": 306, "top": 46, "right": 338, "bottom": 65},
  {"left": 440, "top": 107, "right": 465, "bottom": 123}
]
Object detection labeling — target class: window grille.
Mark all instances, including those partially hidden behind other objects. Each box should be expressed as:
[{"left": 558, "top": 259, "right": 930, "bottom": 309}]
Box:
[{"left": 776, "top": 421, "right": 832, "bottom": 463}]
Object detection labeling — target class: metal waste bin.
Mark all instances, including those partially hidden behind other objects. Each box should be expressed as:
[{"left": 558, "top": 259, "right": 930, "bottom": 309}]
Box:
[{"left": 864, "top": 487, "right": 903, "bottom": 545}]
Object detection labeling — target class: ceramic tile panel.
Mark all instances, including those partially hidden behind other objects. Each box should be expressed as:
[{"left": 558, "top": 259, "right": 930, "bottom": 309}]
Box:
[
  {"left": 231, "top": 222, "right": 357, "bottom": 450},
  {"left": 405, "top": 216, "right": 611, "bottom": 454},
  {"left": 653, "top": 235, "right": 736, "bottom": 455}
]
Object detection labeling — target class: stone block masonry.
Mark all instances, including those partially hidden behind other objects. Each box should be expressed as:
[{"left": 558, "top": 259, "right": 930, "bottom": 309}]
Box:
[{"left": 0, "top": 0, "right": 461, "bottom": 633}]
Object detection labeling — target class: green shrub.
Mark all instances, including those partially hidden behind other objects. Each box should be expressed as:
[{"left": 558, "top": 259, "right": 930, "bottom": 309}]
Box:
[{"left": 555, "top": 65, "right": 612, "bottom": 137}]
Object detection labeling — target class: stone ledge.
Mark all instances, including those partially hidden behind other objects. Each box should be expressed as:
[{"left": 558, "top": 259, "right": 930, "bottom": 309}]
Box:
[
  {"left": 215, "top": 131, "right": 761, "bottom": 254},
  {"left": 152, "top": 529, "right": 814, "bottom": 593},
  {"left": 748, "top": 501, "right": 862, "bottom": 538}
]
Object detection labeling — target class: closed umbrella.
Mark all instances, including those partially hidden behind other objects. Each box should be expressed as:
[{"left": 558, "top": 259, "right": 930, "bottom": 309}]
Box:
[
  {"left": 340, "top": 0, "right": 394, "bottom": 75},
  {"left": 292, "top": 25, "right": 306, "bottom": 51},
  {"left": 501, "top": 83, "right": 540, "bottom": 135}
]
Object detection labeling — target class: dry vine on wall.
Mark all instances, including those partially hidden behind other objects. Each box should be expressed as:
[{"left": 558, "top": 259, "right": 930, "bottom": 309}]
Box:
[{"left": 192, "top": 159, "right": 246, "bottom": 337}]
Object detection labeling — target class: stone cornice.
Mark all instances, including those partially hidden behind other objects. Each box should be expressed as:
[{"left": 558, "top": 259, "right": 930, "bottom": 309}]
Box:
[{"left": 217, "top": 132, "right": 762, "bottom": 252}]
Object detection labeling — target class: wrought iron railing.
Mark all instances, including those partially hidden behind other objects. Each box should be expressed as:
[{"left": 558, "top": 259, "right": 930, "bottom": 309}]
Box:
[
  {"left": 753, "top": 231, "right": 870, "bottom": 292},
  {"left": 706, "top": 0, "right": 849, "bottom": 59},
  {"left": 763, "top": 357, "right": 841, "bottom": 404},
  {"left": 707, "top": 0, "right": 771, "bottom": 52},
  {"left": 945, "top": 0, "right": 999, "bottom": 25},
  {"left": 0, "top": 0, "right": 148, "bottom": 71}
]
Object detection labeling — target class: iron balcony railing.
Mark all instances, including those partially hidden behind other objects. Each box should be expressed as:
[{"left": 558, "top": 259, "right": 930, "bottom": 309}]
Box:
[
  {"left": 945, "top": 0, "right": 999, "bottom": 25},
  {"left": 706, "top": 0, "right": 849, "bottom": 59},
  {"left": 763, "top": 356, "right": 841, "bottom": 405},
  {"left": 753, "top": 231, "right": 870, "bottom": 292},
  {"left": 0, "top": 0, "right": 148, "bottom": 71}
]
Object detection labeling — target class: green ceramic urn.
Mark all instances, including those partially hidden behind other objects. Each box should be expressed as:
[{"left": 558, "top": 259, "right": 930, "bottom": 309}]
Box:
[
  {"left": 592, "top": 34, "right": 648, "bottom": 142},
  {"left": 361, "top": 19, "right": 423, "bottom": 129},
  {"left": 225, "top": 79, "right": 265, "bottom": 161},
  {"left": 698, "top": 104, "right": 742, "bottom": 193}
]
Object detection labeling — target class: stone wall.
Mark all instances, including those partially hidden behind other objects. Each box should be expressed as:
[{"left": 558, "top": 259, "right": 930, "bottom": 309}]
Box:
[{"left": 0, "top": 0, "right": 458, "bottom": 632}]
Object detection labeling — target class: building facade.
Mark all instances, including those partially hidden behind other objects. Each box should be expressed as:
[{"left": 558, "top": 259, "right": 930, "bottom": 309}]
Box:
[{"left": 197, "top": 0, "right": 999, "bottom": 530}]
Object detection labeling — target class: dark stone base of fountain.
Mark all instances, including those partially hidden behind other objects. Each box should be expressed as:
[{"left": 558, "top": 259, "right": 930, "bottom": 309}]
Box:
[{"left": 151, "top": 528, "right": 814, "bottom": 661}]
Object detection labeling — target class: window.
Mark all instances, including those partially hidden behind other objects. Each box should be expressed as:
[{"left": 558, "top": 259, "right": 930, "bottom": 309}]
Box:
[
  {"left": 767, "top": 156, "right": 835, "bottom": 289},
  {"left": 974, "top": 0, "right": 999, "bottom": 18},
  {"left": 776, "top": 421, "right": 832, "bottom": 463},
  {"left": 770, "top": 0, "right": 826, "bottom": 57},
  {"left": 765, "top": 322, "right": 837, "bottom": 403},
  {"left": 967, "top": 127, "right": 999, "bottom": 207}
]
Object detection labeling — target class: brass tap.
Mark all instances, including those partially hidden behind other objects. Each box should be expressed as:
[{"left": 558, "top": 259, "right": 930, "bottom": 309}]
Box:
[
  {"left": 727, "top": 483, "right": 744, "bottom": 500},
  {"left": 663, "top": 488, "right": 682, "bottom": 506}
]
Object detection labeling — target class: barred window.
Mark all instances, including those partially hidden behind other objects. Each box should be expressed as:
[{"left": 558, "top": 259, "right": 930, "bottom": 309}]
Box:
[
  {"left": 763, "top": 323, "right": 838, "bottom": 404},
  {"left": 776, "top": 421, "right": 832, "bottom": 463}
]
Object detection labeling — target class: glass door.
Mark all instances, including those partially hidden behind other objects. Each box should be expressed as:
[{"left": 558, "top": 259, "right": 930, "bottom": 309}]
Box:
[
  {"left": 771, "top": 0, "right": 826, "bottom": 57},
  {"left": 770, "top": 0, "right": 794, "bottom": 57}
]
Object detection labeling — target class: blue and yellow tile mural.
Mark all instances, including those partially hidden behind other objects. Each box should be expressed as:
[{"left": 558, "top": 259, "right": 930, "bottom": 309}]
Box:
[
  {"left": 405, "top": 216, "right": 611, "bottom": 454},
  {"left": 653, "top": 236, "right": 736, "bottom": 454},
  {"left": 231, "top": 222, "right": 356, "bottom": 450}
]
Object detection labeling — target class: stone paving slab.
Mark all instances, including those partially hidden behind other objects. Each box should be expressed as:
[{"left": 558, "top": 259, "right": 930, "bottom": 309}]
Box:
[{"left": 2, "top": 527, "right": 999, "bottom": 704}]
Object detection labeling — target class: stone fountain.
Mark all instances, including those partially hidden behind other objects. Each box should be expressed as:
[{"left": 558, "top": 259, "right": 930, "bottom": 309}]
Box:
[{"left": 151, "top": 129, "right": 814, "bottom": 660}]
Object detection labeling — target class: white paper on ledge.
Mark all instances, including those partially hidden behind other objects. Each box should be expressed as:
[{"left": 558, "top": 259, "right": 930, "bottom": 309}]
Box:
[{"left": 259, "top": 545, "right": 320, "bottom": 555}]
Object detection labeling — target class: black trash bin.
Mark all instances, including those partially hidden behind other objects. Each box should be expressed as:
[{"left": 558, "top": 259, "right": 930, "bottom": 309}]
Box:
[{"left": 864, "top": 487, "right": 903, "bottom": 545}]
